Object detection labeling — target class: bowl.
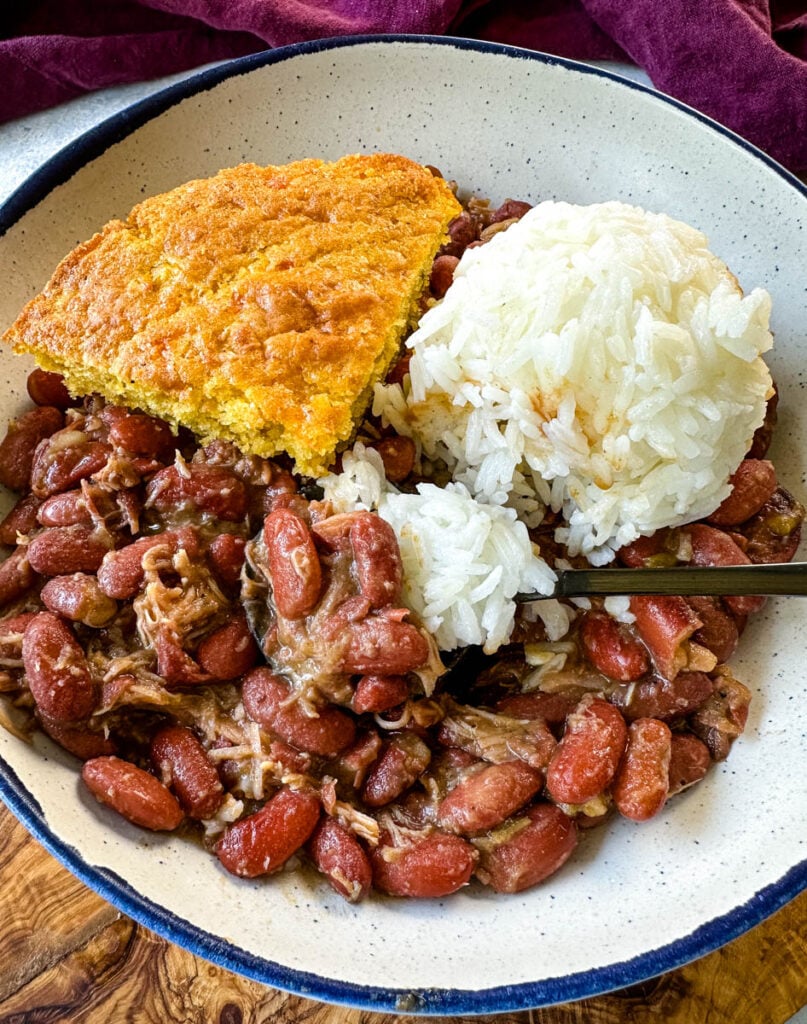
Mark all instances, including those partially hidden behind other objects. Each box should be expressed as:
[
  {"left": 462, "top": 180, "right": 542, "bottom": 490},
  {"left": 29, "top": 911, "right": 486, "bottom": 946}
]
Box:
[{"left": 1, "top": 36, "right": 806, "bottom": 1015}]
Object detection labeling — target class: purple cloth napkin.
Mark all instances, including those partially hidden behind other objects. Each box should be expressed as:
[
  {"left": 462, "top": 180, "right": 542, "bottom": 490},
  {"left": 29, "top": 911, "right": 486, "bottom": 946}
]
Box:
[{"left": 2, "top": 0, "right": 806, "bottom": 173}]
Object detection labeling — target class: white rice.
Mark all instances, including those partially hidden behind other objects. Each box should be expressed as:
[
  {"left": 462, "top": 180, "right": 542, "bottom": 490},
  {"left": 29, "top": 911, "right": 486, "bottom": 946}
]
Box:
[
  {"left": 374, "top": 200, "right": 773, "bottom": 564},
  {"left": 320, "top": 446, "right": 562, "bottom": 653}
]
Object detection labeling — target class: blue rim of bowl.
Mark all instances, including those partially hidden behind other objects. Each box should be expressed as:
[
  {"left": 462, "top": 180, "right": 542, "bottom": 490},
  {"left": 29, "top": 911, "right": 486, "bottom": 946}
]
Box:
[{"left": 1, "top": 34, "right": 806, "bottom": 1015}]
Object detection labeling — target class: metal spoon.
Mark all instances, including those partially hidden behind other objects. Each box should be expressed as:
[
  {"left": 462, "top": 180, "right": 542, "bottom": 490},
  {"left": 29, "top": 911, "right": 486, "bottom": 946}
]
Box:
[{"left": 515, "top": 561, "right": 807, "bottom": 602}]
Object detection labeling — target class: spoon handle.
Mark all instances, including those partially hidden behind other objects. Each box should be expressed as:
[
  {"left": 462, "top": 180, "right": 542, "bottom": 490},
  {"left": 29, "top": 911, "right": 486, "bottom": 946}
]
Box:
[{"left": 515, "top": 561, "right": 807, "bottom": 602}]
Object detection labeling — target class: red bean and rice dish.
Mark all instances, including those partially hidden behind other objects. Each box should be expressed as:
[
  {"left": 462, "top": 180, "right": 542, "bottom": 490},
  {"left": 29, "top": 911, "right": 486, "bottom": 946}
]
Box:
[{"left": 0, "top": 164, "right": 803, "bottom": 901}]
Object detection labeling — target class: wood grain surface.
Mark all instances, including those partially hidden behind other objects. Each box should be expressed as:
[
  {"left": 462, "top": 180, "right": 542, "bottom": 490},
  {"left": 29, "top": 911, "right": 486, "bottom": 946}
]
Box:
[{"left": 0, "top": 800, "right": 804, "bottom": 1024}]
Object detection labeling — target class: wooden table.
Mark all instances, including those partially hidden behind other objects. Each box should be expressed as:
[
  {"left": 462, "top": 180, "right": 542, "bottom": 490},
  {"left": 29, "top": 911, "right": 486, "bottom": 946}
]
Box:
[{"left": 0, "top": 802, "right": 804, "bottom": 1023}]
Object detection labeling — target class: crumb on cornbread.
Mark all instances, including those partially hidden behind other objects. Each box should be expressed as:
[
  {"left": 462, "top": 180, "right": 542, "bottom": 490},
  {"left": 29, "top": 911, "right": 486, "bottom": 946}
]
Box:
[{"left": 3, "top": 154, "right": 461, "bottom": 476}]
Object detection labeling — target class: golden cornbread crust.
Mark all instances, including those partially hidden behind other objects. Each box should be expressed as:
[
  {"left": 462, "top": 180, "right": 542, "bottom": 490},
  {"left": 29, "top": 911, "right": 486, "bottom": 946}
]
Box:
[{"left": 4, "top": 154, "right": 461, "bottom": 475}]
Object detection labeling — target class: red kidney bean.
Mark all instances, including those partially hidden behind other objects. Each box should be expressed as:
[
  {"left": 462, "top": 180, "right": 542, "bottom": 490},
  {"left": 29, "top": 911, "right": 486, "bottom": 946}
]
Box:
[
  {"left": 332, "top": 730, "right": 383, "bottom": 790},
  {"left": 349, "top": 513, "right": 403, "bottom": 609},
  {"left": 385, "top": 353, "right": 412, "bottom": 387},
  {"left": 26, "top": 369, "right": 73, "bottom": 410},
  {"left": 361, "top": 732, "right": 432, "bottom": 807},
  {"left": 39, "top": 715, "right": 117, "bottom": 760},
  {"left": 579, "top": 610, "right": 650, "bottom": 682},
  {"left": 208, "top": 533, "right": 246, "bottom": 588},
  {"left": 742, "top": 487, "right": 804, "bottom": 565},
  {"left": 30, "top": 436, "right": 111, "bottom": 498},
  {"left": 217, "top": 787, "right": 320, "bottom": 877},
  {"left": 372, "top": 436, "right": 416, "bottom": 483},
  {"left": 430, "top": 254, "right": 460, "bottom": 297},
  {"left": 629, "top": 595, "right": 702, "bottom": 681},
  {"left": 306, "top": 817, "right": 372, "bottom": 902},
  {"left": 668, "top": 733, "right": 711, "bottom": 796},
  {"left": 0, "top": 406, "right": 65, "bottom": 491},
  {"left": 546, "top": 696, "right": 627, "bottom": 805},
  {"left": 370, "top": 830, "right": 477, "bottom": 898},
  {"left": 0, "top": 612, "right": 37, "bottom": 663},
  {"left": 97, "top": 527, "right": 200, "bottom": 599},
  {"left": 101, "top": 406, "right": 176, "bottom": 458},
  {"left": 612, "top": 718, "right": 672, "bottom": 821},
  {"left": 494, "top": 691, "right": 580, "bottom": 726},
  {"left": 242, "top": 668, "right": 356, "bottom": 757},
  {"left": 150, "top": 724, "right": 224, "bottom": 819},
  {"left": 440, "top": 211, "right": 477, "bottom": 257},
  {"left": 617, "top": 529, "right": 677, "bottom": 568},
  {"left": 352, "top": 674, "right": 410, "bottom": 714},
  {"left": 747, "top": 383, "right": 778, "bottom": 459},
  {"left": 477, "top": 803, "right": 578, "bottom": 894},
  {"left": 707, "top": 460, "right": 777, "bottom": 526},
  {"left": 196, "top": 613, "right": 258, "bottom": 681},
  {"left": 41, "top": 573, "right": 118, "bottom": 627},
  {"left": 82, "top": 756, "right": 184, "bottom": 831},
  {"left": 263, "top": 508, "right": 322, "bottom": 619},
  {"left": 268, "top": 739, "right": 312, "bottom": 775},
  {"left": 146, "top": 463, "right": 247, "bottom": 521},
  {"left": 27, "top": 524, "right": 113, "bottom": 576},
  {"left": 491, "top": 199, "right": 532, "bottom": 223},
  {"left": 37, "top": 489, "right": 93, "bottom": 527},
  {"left": 22, "top": 612, "right": 97, "bottom": 721},
  {"left": 687, "top": 523, "right": 764, "bottom": 617},
  {"left": 688, "top": 597, "right": 739, "bottom": 663},
  {"left": 340, "top": 617, "right": 428, "bottom": 675},
  {"left": 0, "top": 494, "right": 41, "bottom": 544},
  {"left": 155, "top": 628, "right": 211, "bottom": 688},
  {"left": 437, "top": 761, "right": 543, "bottom": 835},
  {"left": 610, "top": 670, "right": 714, "bottom": 722},
  {"left": 690, "top": 673, "right": 752, "bottom": 761},
  {"left": 0, "top": 547, "right": 37, "bottom": 609}
]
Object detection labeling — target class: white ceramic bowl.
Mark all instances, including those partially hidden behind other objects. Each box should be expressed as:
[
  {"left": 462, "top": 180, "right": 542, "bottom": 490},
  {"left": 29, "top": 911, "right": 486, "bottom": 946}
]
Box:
[{"left": 1, "top": 37, "right": 806, "bottom": 1015}]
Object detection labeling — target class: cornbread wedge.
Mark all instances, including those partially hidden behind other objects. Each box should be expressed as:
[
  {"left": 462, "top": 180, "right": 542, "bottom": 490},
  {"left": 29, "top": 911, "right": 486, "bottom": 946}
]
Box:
[{"left": 4, "top": 154, "right": 461, "bottom": 475}]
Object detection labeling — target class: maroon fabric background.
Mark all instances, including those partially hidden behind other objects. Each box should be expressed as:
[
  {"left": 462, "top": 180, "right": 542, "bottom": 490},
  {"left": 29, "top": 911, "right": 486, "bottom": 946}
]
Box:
[{"left": 2, "top": 1, "right": 806, "bottom": 172}]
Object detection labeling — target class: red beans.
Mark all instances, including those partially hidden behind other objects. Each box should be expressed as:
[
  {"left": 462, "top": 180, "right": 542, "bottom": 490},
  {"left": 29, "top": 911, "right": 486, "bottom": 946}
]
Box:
[
  {"left": 349, "top": 513, "right": 403, "bottom": 608},
  {"left": 217, "top": 787, "right": 320, "bottom": 878},
  {"left": 579, "top": 610, "right": 650, "bottom": 681},
  {"left": 430, "top": 254, "right": 460, "bottom": 298},
  {"left": 340, "top": 617, "right": 429, "bottom": 675},
  {"left": 372, "top": 437, "right": 416, "bottom": 483},
  {"left": 242, "top": 668, "right": 356, "bottom": 757},
  {"left": 361, "top": 732, "right": 432, "bottom": 807},
  {"left": 22, "top": 612, "right": 96, "bottom": 721},
  {"left": 0, "top": 548, "right": 36, "bottom": 609},
  {"left": 102, "top": 407, "right": 176, "bottom": 458},
  {"left": 31, "top": 436, "right": 111, "bottom": 498},
  {"left": 208, "top": 533, "right": 246, "bottom": 588},
  {"left": 629, "top": 595, "right": 702, "bottom": 681},
  {"left": 352, "top": 674, "right": 410, "bottom": 714},
  {"left": 146, "top": 463, "right": 247, "bottom": 521},
  {"left": 687, "top": 523, "right": 764, "bottom": 617},
  {"left": 689, "top": 597, "right": 739, "bottom": 663},
  {"left": 27, "top": 524, "right": 112, "bottom": 576},
  {"left": 370, "top": 830, "right": 477, "bottom": 898},
  {"left": 437, "top": 761, "right": 543, "bottom": 835},
  {"left": 610, "top": 671, "right": 714, "bottom": 722},
  {"left": 196, "top": 613, "right": 258, "bottom": 680},
  {"left": 0, "top": 494, "right": 42, "bottom": 544},
  {"left": 26, "top": 369, "right": 73, "bottom": 410},
  {"left": 307, "top": 817, "right": 372, "bottom": 902},
  {"left": 707, "top": 459, "right": 777, "bottom": 526},
  {"left": 150, "top": 724, "right": 224, "bottom": 819},
  {"left": 0, "top": 406, "right": 64, "bottom": 491},
  {"left": 97, "top": 527, "right": 199, "bottom": 599},
  {"left": 37, "top": 489, "right": 93, "bottom": 527},
  {"left": 668, "top": 733, "right": 711, "bottom": 796},
  {"left": 546, "top": 696, "right": 627, "bottom": 805},
  {"left": 263, "top": 508, "right": 322, "bottom": 618},
  {"left": 82, "top": 756, "right": 184, "bottom": 831},
  {"left": 690, "top": 673, "right": 752, "bottom": 761},
  {"left": 39, "top": 716, "right": 117, "bottom": 761},
  {"left": 612, "top": 718, "right": 672, "bottom": 821},
  {"left": 40, "top": 573, "right": 118, "bottom": 627},
  {"left": 477, "top": 804, "right": 577, "bottom": 894}
]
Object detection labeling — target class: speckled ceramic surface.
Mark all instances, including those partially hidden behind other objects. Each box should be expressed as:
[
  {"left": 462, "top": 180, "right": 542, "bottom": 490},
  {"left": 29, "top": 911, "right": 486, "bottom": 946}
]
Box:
[{"left": 1, "top": 37, "right": 806, "bottom": 1016}]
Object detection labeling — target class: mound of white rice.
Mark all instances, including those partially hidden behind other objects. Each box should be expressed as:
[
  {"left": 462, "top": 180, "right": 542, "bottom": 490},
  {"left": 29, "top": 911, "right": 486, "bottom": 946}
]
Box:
[
  {"left": 375, "top": 200, "right": 773, "bottom": 563},
  {"left": 320, "top": 446, "right": 563, "bottom": 653}
]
